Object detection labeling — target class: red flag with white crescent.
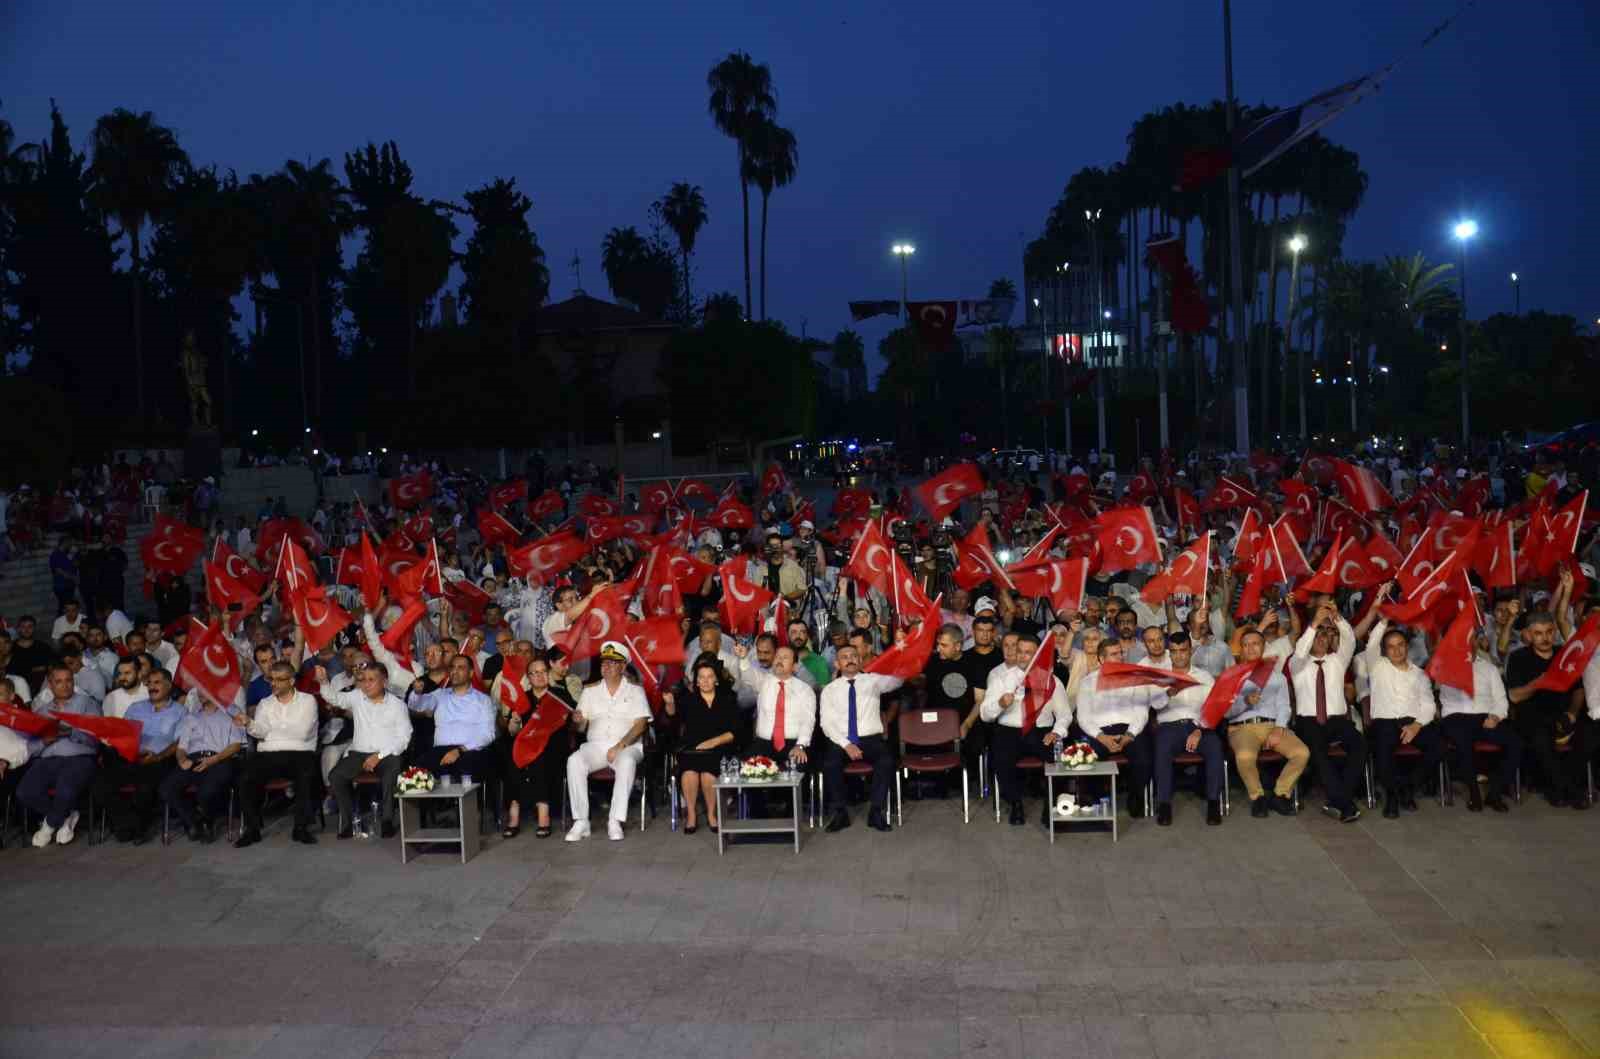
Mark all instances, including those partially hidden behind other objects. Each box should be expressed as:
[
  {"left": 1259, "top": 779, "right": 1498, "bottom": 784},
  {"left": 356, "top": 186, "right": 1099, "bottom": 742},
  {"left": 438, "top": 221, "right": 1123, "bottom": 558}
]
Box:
[
  {"left": 1092, "top": 506, "right": 1161, "bottom": 574},
  {"left": 507, "top": 530, "right": 588, "bottom": 584},
  {"left": 913, "top": 462, "right": 984, "bottom": 521},
  {"left": 1200, "top": 659, "right": 1278, "bottom": 728},
  {"left": 1425, "top": 602, "right": 1479, "bottom": 697},
  {"left": 1530, "top": 611, "right": 1600, "bottom": 693},
  {"left": 843, "top": 519, "right": 896, "bottom": 596},
  {"left": 1140, "top": 534, "right": 1210, "bottom": 605},
  {"left": 57, "top": 712, "right": 142, "bottom": 763},
  {"left": 211, "top": 538, "right": 268, "bottom": 594},
  {"left": 489, "top": 479, "right": 528, "bottom": 511},
  {"left": 287, "top": 583, "right": 353, "bottom": 654},
  {"left": 512, "top": 692, "right": 572, "bottom": 768},
  {"left": 865, "top": 596, "right": 943, "bottom": 680},
  {"left": 203, "top": 560, "right": 261, "bottom": 632},
  {"left": 716, "top": 561, "right": 776, "bottom": 637},
  {"left": 177, "top": 620, "right": 243, "bottom": 707},
  {"left": 1095, "top": 661, "right": 1204, "bottom": 692}
]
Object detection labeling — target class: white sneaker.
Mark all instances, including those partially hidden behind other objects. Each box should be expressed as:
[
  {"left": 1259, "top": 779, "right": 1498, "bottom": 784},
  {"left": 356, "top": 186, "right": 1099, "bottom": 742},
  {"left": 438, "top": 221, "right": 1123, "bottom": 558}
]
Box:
[
  {"left": 57, "top": 810, "right": 80, "bottom": 845},
  {"left": 564, "top": 820, "right": 590, "bottom": 843},
  {"left": 607, "top": 820, "right": 624, "bottom": 841},
  {"left": 32, "top": 822, "right": 55, "bottom": 848}
]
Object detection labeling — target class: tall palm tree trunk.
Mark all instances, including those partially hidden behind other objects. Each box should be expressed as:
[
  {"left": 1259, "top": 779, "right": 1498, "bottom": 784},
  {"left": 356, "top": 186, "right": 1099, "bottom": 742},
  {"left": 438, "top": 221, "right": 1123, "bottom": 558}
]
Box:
[
  {"left": 131, "top": 228, "right": 145, "bottom": 434},
  {"left": 308, "top": 264, "right": 322, "bottom": 425},
  {"left": 739, "top": 151, "right": 752, "bottom": 319},
  {"left": 759, "top": 191, "right": 769, "bottom": 321},
  {"left": 1262, "top": 198, "right": 1280, "bottom": 441},
  {"left": 681, "top": 248, "right": 692, "bottom": 319}
]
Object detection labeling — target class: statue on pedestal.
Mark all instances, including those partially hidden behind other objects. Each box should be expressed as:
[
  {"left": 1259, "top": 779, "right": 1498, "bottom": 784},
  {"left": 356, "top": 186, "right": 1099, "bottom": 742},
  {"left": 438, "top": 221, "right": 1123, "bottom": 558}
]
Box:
[{"left": 182, "top": 330, "right": 214, "bottom": 429}]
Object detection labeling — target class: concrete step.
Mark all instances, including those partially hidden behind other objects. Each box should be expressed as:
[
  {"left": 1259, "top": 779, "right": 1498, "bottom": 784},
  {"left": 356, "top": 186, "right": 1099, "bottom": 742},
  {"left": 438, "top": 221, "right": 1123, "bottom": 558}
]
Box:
[{"left": 1, "top": 523, "right": 202, "bottom": 626}]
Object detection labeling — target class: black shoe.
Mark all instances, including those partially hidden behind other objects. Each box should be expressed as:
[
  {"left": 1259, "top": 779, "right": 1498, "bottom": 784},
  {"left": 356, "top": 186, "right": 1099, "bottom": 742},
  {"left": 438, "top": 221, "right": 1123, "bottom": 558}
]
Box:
[
  {"left": 1339, "top": 805, "right": 1362, "bottom": 824},
  {"left": 234, "top": 829, "right": 262, "bottom": 849},
  {"left": 1270, "top": 794, "right": 1297, "bottom": 816},
  {"left": 825, "top": 810, "right": 851, "bottom": 833},
  {"left": 1320, "top": 803, "right": 1342, "bottom": 820},
  {"left": 1383, "top": 794, "right": 1400, "bottom": 819},
  {"left": 1466, "top": 787, "right": 1484, "bottom": 812},
  {"left": 336, "top": 827, "right": 353, "bottom": 840},
  {"left": 1401, "top": 788, "right": 1419, "bottom": 812},
  {"left": 1250, "top": 796, "right": 1270, "bottom": 819},
  {"left": 1206, "top": 799, "right": 1223, "bottom": 826},
  {"left": 1155, "top": 802, "right": 1173, "bottom": 827},
  {"left": 1484, "top": 793, "right": 1509, "bottom": 813},
  {"left": 381, "top": 821, "right": 397, "bottom": 838},
  {"left": 291, "top": 827, "right": 317, "bottom": 845},
  {"left": 1547, "top": 792, "right": 1568, "bottom": 808},
  {"left": 1570, "top": 794, "right": 1590, "bottom": 811},
  {"left": 867, "top": 809, "right": 892, "bottom": 833},
  {"left": 1008, "top": 801, "right": 1025, "bottom": 826}
]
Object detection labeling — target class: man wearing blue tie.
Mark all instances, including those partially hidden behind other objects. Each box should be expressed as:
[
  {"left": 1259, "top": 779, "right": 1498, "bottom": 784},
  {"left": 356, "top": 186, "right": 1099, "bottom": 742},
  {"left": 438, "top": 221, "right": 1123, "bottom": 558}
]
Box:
[{"left": 819, "top": 646, "right": 903, "bottom": 832}]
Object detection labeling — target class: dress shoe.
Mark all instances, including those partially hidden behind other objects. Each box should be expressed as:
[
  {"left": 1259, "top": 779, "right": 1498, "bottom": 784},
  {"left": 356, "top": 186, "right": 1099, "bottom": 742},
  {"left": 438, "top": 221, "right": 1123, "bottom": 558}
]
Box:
[
  {"left": 291, "top": 827, "right": 317, "bottom": 845},
  {"left": 57, "top": 810, "right": 80, "bottom": 845},
  {"left": 1484, "top": 793, "right": 1509, "bottom": 813},
  {"left": 825, "top": 810, "right": 851, "bottom": 833},
  {"left": 1466, "top": 787, "right": 1484, "bottom": 812},
  {"left": 380, "top": 821, "right": 397, "bottom": 838},
  {"left": 867, "top": 809, "right": 892, "bottom": 832},
  {"left": 31, "top": 822, "right": 55, "bottom": 847},
  {"left": 1127, "top": 795, "right": 1146, "bottom": 820},
  {"left": 234, "top": 829, "right": 262, "bottom": 849},
  {"left": 1571, "top": 794, "right": 1590, "bottom": 811},
  {"left": 1206, "top": 799, "right": 1223, "bottom": 826},
  {"left": 1155, "top": 802, "right": 1173, "bottom": 827},
  {"left": 1250, "top": 797, "right": 1269, "bottom": 819},
  {"left": 1339, "top": 804, "right": 1362, "bottom": 824},
  {"left": 1401, "top": 788, "right": 1419, "bottom": 812},
  {"left": 1270, "top": 794, "right": 1297, "bottom": 816},
  {"left": 1383, "top": 793, "right": 1400, "bottom": 819},
  {"left": 1008, "top": 801, "right": 1025, "bottom": 826}
]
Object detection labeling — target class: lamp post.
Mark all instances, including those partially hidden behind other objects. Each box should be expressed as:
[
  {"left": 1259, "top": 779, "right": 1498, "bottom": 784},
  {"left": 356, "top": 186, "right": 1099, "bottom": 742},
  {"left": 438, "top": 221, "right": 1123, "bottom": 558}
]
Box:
[
  {"left": 1453, "top": 220, "right": 1477, "bottom": 448},
  {"left": 1085, "top": 209, "right": 1107, "bottom": 454},
  {"left": 1055, "top": 263, "right": 1072, "bottom": 456},
  {"left": 1287, "top": 234, "right": 1307, "bottom": 439},
  {"left": 1510, "top": 271, "right": 1520, "bottom": 315},
  {"left": 891, "top": 243, "right": 915, "bottom": 318}
]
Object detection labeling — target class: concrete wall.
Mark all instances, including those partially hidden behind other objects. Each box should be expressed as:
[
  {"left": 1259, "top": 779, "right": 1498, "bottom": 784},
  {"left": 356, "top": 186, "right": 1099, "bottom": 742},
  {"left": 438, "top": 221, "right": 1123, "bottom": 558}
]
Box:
[{"left": 0, "top": 523, "right": 201, "bottom": 626}]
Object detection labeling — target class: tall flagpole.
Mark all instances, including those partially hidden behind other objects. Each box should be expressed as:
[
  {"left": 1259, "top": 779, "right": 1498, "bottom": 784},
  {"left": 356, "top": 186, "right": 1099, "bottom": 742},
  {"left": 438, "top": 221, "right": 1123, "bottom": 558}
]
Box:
[{"left": 1223, "top": 0, "right": 1251, "bottom": 454}]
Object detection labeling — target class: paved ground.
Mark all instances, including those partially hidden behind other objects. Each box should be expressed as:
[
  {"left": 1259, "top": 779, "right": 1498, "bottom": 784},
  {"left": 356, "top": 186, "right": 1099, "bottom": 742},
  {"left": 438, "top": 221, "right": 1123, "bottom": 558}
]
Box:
[{"left": 3, "top": 786, "right": 1599, "bottom": 1059}]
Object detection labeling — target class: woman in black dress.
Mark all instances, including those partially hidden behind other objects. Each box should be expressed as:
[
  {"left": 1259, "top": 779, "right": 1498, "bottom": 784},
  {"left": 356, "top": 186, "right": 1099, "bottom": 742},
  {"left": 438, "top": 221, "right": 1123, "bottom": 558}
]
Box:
[
  {"left": 499, "top": 651, "right": 575, "bottom": 838},
  {"left": 665, "top": 658, "right": 740, "bottom": 833}
]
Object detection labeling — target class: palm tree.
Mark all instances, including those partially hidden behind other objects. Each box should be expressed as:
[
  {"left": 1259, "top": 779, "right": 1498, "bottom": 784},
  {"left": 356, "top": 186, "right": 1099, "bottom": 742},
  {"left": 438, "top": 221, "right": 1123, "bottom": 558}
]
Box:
[
  {"left": 600, "top": 225, "right": 647, "bottom": 305},
  {"left": 741, "top": 118, "right": 797, "bottom": 322},
  {"left": 88, "top": 108, "right": 189, "bottom": 432},
  {"left": 832, "top": 329, "right": 866, "bottom": 398},
  {"left": 654, "top": 182, "right": 707, "bottom": 319},
  {"left": 273, "top": 159, "right": 354, "bottom": 422},
  {"left": 707, "top": 52, "right": 776, "bottom": 320},
  {"left": 1385, "top": 253, "right": 1457, "bottom": 325}
]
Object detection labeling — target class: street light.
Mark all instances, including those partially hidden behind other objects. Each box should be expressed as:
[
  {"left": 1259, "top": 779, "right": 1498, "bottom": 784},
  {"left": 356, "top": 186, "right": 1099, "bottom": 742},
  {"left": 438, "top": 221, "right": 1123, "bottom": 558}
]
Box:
[
  {"left": 1453, "top": 219, "right": 1476, "bottom": 448},
  {"left": 1286, "top": 234, "right": 1308, "bottom": 438},
  {"left": 1510, "top": 271, "right": 1520, "bottom": 314},
  {"left": 891, "top": 243, "right": 915, "bottom": 317}
]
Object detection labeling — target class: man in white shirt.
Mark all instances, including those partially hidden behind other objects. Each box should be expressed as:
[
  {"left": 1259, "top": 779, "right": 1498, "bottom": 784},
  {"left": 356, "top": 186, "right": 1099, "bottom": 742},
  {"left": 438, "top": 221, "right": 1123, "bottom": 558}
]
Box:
[
  {"left": 565, "top": 641, "right": 651, "bottom": 842},
  {"left": 1363, "top": 619, "right": 1442, "bottom": 818},
  {"left": 51, "top": 602, "right": 85, "bottom": 644},
  {"left": 82, "top": 625, "right": 120, "bottom": 685},
  {"left": 1072, "top": 638, "right": 1161, "bottom": 818},
  {"left": 818, "top": 646, "right": 903, "bottom": 833},
  {"left": 1150, "top": 633, "right": 1223, "bottom": 826},
  {"left": 1187, "top": 608, "right": 1233, "bottom": 677},
  {"left": 144, "top": 620, "right": 180, "bottom": 675},
  {"left": 235, "top": 661, "right": 321, "bottom": 848},
  {"left": 1288, "top": 604, "right": 1365, "bottom": 823},
  {"left": 318, "top": 661, "right": 412, "bottom": 838},
  {"left": 736, "top": 642, "right": 816, "bottom": 766},
  {"left": 1439, "top": 629, "right": 1520, "bottom": 812},
  {"left": 981, "top": 631, "right": 1068, "bottom": 826},
  {"left": 101, "top": 658, "right": 148, "bottom": 720}
]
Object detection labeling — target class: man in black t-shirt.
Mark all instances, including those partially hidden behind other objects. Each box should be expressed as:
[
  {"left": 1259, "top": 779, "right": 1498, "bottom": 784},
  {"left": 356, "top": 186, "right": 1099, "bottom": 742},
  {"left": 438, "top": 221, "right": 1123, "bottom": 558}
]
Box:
[
  {"left": 922, "top": 618, "right": 1002, "bottom": 782},
  {"left": 1505, "top": 611, "right": 1591, "bottom": 808}
]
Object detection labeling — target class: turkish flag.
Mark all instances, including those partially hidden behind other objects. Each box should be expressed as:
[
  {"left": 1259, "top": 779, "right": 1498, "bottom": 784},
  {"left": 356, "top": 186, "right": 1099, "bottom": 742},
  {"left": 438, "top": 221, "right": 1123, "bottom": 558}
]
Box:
[
  {"left": 761, "top": 463, "right": 789, "bottom": 496},
  {"left": 717, "top": 561, "right": 776, "bottom": 637},
  {"left": 623, "top": 616, "right": 687, "bottom": 666},
  {"left": 357, "top": 533, "right": 384, "bottom": 610},
  {"left": 57, "top": 712, "right": 141, "bottom": 762},
  {"left": 664, "top": 548, "right": 715, "bottom": 595},
  {"left": 844, "top": 520, "right": 896, "bottom": 595},
  {"left": 177, "top": 620, "right": 243, "bottom": 706},
  {"left": 1425, "top": 602, "right": 1479, "bottom": 697},
  {"left": 0, "top": 702, "right": 59, "bottom": 738},
  {"left": 389, "top": 471, "right": 433, "bottom": 510},
  {"left": 140, "top": 530, "right": 204, "bottom": 577},
  {"left": 1200, "top": 659, "right": 1278, "bottom": 728},
  {"left": 1455, "top": 475, "right": 1491, "bottom": 516},
  {"left": 489, "top": 479, "right": 528, "bottom": 511},
  {"left": 203, "top": 560, "right": 262, "bottom": 631},
  {"left": 211, "top": 538, "right": 268, "bottom": 594},
  {"left": 507, "top": 531, "right": 587, "bottom": 583},
  {"left": 638, "top": 546, "right": 684, "bottom": 619},
  {"left": 577, "top": 494, "right": 620, "bottom": 518},
  {"left": 1299, "top": 452, "right": 1336, "bottom": 484},
  {"left": 287, "top": 583, "right": 353, "bottom": 654},
  {"left": 1124, "top": 470, "right": 1157, "bottom": 502},
  {"left": 707, "top": 498, "right": 755, "bottom": 529},
  {"left": 402, "top": 512, "right": 434, "bottom": 544},
  {"left": 495, "top": 654, "right": 533, "bottom": 717},
  {"left": 1235, "top": 540, "right": 1278, "bottom": 619},
  {"left": 1008, "top": 556, "right": 1091, "bottom": 614},
  {"left": 1020, "top": 525, "right": 1064, "bottom": 566},
  {"left": 914, "top": 462, "right": 984, "bottom": 521},
  {"left": 1093, "top": 506, "right": 1161, "bottom": 574},
  {"left": 377, "top": 541, "right": 418, "bottom": 599},
  {"left": 640, "top": 481, "right": 676, "bottom": 512},
  {"left": 1140, "top": 534, "right": 1210, "bottom": 605},
  {"left": 1020, "top": 635, "right": 1058, "bottom": 731},
  {"left": 528, "top": 490, "right": 565, "bottom": 521},
  {"left": 1095, "top": 661, "right": 1203, "bottom": 692},
  {"left": 272, "top": 535, "right": 318, "bottom": 595},
  {"left": 553, "top": 587, "right": 629, "bottom": 661},
  {"left": 1538, "top": 491, "right": 1588, "bottom": 575},
  {"left": 444, "top": 578, "right": 492, "bottom": 624},
  {"left": 1396, "top": 533, "right": 1444, "bottom": 598},
  {"left": 1172, "top": 487, "right": 1201, "bottom": 533},
  {"left": 478, "top": 508, "right": 521, "bottom": 550},
  {"left": 1330, "top": 459, "right": 1394, "bottom": 514},
  {"left": 379, "top": 597, "right": 429, "bottom": 670},
  {"left": 834, "top": 487, "right": 873, "bottom": 518},
  {"left": 907, "top": 300, "right": 958, "bottom": 352},
  {"left": 1293, "top": 533, "right": 1343, "bottom": 601},
  {"left": 393, "top": 539, "right": 445, "bottom": 600},
  {"left": 1333, "top": 534, "right": 1389, "bottom": 591},
  {"left": 512, "top": 692, "right": 572, "bottom": 768},
  {"left": 953, "top": 521, "right": 1016, "bottom": 590},
  {"left": 153, "top": 512, "right": 205, "bottom": 548},
  {"left": 1472, "top": 519, "right": 1517, "bottom": 589},
  {"left": 888, "top": 549, "right": 936, "bottom": 618},
  {"left": 677, "top": 479, "right": 717, "bottom": 504},
  {"left": 1381, "top": 552, "right": 1463, "bottom": 627},
  {"left": 866, "top": 597, "right": 943, "bottom": 680},
  {"left": 1232, "top": 508, "right": 1267, "bottom": 570},
  {"left": 585, "top": 515, "right": 630, "bottom": 545},
  {"left": 1279, "top": 479, "right": 1318, "bottom": 523},
  {"left": 1530, "top": 611, "right": 1600, "bottom": 693},
  {"left": 1271, "top": 516, "right": 1313, "bottom": 580},
  {"left": 1204, "top": 475, "right": 1257, "bottom": 512}
]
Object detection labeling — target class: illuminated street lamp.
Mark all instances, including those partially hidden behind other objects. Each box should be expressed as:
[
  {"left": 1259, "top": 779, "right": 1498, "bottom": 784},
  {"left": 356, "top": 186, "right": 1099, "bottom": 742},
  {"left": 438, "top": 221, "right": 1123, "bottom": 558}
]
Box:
[
  {"left": 891, "top": 243, "right": 915, "bottom": 317},
  {"left": 1453, "top": 220, "right": 1476, "bottom": 447},
  {"left": 1510, "top": 271, "right": 1520, "bottom": 314}
]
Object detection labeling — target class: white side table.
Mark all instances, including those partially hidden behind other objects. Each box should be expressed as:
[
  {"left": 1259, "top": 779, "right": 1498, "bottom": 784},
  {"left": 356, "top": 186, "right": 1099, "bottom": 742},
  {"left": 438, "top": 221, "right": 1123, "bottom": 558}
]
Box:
[
  {"left": 1044, "top": 761, "right": 1119, "bottom": 844},
  {"left": 399, "top": 783, "right": 482, "bottom": 864}
]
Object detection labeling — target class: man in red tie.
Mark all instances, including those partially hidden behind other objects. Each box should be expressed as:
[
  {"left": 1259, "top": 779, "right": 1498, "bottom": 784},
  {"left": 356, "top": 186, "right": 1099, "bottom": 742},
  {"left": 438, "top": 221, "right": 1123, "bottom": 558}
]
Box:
[
  {"left": 1288, "top": 603, "right": 1370, "bottom": 822},
  {"left": 735, "top": 643, "right": 816, "bottom": 768}
]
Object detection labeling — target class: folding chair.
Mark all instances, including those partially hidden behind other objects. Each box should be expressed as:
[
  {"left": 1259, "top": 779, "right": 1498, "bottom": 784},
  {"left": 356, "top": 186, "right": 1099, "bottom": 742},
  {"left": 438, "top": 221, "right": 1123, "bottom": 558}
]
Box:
[{"left": 896, "top": 706, "right": 967, "bottom": 824}]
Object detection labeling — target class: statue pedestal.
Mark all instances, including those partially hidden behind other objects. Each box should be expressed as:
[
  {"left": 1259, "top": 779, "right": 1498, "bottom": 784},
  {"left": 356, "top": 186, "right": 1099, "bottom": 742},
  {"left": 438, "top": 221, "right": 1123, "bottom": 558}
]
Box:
[{"left": 184, "top": 427, "right": 223, "bottom": 481}]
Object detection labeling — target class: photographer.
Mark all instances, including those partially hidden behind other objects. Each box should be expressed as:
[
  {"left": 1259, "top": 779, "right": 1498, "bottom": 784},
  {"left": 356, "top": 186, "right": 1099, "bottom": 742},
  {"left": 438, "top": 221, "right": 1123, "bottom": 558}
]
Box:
[{"left": 751, "top": 530, "right": 805, "bottom": 602}]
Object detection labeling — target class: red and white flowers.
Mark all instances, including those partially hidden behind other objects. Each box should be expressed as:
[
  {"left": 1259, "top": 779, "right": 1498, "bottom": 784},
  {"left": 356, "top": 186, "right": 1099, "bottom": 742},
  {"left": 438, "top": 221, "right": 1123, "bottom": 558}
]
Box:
[
  {"left": 740, "top": 756, "right": 780, "bottom": 780},
  {"left": 396, "top": 767, "right": 436, "bottom": 794},
  {"left": 1059, "top": 741, "right": 1096, "bottom": 768}
]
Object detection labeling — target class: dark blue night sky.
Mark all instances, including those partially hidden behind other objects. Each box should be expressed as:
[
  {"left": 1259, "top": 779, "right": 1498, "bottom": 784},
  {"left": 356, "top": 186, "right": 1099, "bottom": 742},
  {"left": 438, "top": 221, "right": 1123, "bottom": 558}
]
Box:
[{"left": 6, "top": 0, "right": 1595, "bottom": 374}]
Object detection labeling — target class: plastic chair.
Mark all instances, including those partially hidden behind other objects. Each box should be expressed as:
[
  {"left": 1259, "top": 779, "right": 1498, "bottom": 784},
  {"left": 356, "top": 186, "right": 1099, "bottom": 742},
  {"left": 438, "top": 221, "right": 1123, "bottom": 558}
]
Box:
[
  {"left": 1169, "top": 751, "right": 1230, "bottom": 814},
  {"left": 261, "top": 777, "right": 327, "bottom": 831},
  {"left": 896, "top": 707, "right": 967, "bottom": 824},
  {"left": 1440, "top": 739, "right": 1522, "bottom": 806},
  {"left": 991, "top": 754, "right": 1046, "bottom": 822},
  {"left": 562, "top": 766, "right": 647, "bottom": 831},
  {"left": 141, "top": 484, "right": 166, "bottom": 522},
  {"left": 161, "top": 783, "right": 237, "bottom": 844}
]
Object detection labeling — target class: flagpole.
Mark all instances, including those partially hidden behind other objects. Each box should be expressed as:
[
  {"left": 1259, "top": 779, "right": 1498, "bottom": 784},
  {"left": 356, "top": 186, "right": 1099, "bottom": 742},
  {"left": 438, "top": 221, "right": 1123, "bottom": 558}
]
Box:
[{"left": 1223, "top": 0, "right": 1251, "bottom": 455}]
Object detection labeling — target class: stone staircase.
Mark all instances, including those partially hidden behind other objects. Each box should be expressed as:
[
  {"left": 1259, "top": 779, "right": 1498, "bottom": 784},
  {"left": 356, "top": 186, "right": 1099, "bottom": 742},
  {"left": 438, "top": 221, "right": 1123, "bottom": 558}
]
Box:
[{"left": 0, "top": 523, "right": 201, "bottom": 625}]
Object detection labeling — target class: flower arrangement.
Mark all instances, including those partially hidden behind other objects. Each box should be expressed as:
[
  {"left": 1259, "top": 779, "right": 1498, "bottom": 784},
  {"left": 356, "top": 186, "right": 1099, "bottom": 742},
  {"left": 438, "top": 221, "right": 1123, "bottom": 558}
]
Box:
[
  {"left": 740, "top": 755, "right": 780, "bottom": 780},
  {"left": 1059, "top": 741, "right": 1096, "bottom": 768},
  {"left": 396, "top": 767, "right": 436, "bottom": 794}
]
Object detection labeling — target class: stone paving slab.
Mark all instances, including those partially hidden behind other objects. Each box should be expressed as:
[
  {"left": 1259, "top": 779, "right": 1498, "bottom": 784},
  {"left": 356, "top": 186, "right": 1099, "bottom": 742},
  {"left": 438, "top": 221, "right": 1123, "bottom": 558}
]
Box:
[{"left": 2, "top": 790, "right": 1597, "bottom": 1057}]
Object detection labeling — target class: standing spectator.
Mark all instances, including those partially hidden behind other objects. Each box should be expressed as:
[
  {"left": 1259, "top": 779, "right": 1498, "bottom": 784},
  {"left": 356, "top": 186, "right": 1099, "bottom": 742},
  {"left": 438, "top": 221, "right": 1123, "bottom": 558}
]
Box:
[
  {"left": 97, "top": 535, "right": 129, "bottom": 616},
  {"left": 49, "top": 538, "right": 78, "bottom": 613}
]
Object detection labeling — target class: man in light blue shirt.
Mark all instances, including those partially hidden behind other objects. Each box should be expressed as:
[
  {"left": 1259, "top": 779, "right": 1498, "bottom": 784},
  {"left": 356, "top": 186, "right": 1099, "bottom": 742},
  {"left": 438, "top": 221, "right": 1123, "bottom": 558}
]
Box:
[
  {"left": 411, "top": 655, "right": 497, "bottom": 783},
  {"left": 18, "top": 665, "right": 102, "bottom": 846},
  {"left": 1223, "top": 630, "right": 1310, "bottom": 818},
  {"left": 159, "top": 691, "right": 245, "bottom": 843},
  {"left": 92, "top": 668, "right": 184, "bottom": 843}
]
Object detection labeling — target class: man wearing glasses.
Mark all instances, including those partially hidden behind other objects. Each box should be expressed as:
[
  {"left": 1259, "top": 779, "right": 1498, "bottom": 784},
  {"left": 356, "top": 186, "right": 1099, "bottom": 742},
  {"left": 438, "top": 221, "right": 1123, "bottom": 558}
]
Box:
[{"left": 234, "top": 661, "right": 321, "bottom": 848}]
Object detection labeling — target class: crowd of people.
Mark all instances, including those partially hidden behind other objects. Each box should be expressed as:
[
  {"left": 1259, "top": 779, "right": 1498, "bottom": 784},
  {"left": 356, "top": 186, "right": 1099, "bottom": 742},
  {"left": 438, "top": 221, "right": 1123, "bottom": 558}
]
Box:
[{"left": 2, "top": 436, "right": 1596, "bottom": 856}]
